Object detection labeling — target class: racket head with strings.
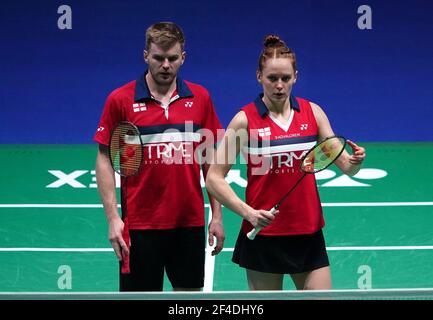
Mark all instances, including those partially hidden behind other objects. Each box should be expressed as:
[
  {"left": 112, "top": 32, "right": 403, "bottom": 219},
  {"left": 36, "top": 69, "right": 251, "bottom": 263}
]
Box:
[
  {"left": 109, "top": 121, "right": 143, "bottom": 177},
  {"left": 300, "top": 135, "right": 346, "bottom": 174}
]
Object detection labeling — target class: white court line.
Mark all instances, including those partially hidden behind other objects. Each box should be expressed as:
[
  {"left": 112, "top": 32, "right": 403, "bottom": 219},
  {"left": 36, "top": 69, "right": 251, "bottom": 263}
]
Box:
[
  {"left": 2, "top": 245, "right": 433, "bottom": 252},
  {"left": 1, "top": 202, "right": 433, "bottom": 208},
  {"left": 322, "top": 202, "right": 433, "bottom": 207},
  {"left": 0, "top": 204, "right": 212, "bottom": 208},
  {"left": 203, "top": 206, "right": 215, "bottom": 293},
  {"left": 326, "top": 246, "right": 433, "bottom": 251},
  {"left": 221, "top": 245, "right": 433, "bottom": 252},
  {"left": 2, "top": 288, "right": 433, "bottom": 300},
  {"left": 0, "top": 204, "right": 105, "bottom": 208},
  {"left": 2, "top": 288, "right": 433, "bottom": 301},
  {"left": 0, "top": 248, "right": 114, "bottom": 252}
]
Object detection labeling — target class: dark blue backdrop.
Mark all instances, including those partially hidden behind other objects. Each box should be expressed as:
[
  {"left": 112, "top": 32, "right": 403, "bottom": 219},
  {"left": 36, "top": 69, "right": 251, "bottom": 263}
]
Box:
[{"left": 1, "top": 0, "right": 432, "bottom": 143}]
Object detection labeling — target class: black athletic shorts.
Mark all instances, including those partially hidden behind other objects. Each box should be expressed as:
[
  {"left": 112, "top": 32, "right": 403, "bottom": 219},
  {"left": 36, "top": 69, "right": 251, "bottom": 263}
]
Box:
[
  {"left": 232, "top": 229, "right": 329, "bottom": 274},
  {"left": 119, "top": 227, "right": 205, "bottom": 291}
]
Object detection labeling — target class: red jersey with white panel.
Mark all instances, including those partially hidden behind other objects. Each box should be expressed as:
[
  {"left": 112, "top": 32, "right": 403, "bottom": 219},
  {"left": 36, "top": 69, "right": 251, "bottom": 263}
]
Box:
[
  {"left": 240, "top": 94, "right": 324, "bottom": 236},
  {"left": 94, "top": 73, "right": 222, "bottom": 230}
]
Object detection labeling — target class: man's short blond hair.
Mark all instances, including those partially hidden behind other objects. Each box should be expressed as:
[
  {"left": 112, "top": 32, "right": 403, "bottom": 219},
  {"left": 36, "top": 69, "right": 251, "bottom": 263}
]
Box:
[{"left": 145, "top": 22, "right": 185, "bottom": 51}]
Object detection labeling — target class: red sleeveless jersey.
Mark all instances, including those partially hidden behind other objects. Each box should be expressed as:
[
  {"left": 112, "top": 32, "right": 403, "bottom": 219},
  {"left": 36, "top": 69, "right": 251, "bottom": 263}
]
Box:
[{"left": 240, "top": 95, "right": 324, "bottom": 236}]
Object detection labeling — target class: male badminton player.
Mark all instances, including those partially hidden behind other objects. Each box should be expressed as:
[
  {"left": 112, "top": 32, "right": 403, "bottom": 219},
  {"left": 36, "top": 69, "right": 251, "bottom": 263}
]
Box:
[{"left": 94, "top": 22, "right": 225, "bottom": 292}]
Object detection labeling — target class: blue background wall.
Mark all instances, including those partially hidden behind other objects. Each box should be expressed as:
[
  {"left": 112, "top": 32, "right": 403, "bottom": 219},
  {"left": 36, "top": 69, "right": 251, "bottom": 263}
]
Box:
[{"left": 1, "top": 0, "right": 432, "bottom": 143}]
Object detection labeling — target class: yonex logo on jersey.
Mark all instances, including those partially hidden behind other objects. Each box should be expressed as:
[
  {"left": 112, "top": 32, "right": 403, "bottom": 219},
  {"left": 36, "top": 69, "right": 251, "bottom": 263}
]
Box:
[
  {"left": 133, "top": 103, "right": 147, "bottom": 112},
  {"left": 96, "top": 126, "right": 104, "bottom": 132},
  {"left": 185, "top": 101, "right": 193, "bottom": 108},
  {"left": 258, "top": 127, "right": 271, "bottom": 137},
  {"left": 300, "top": 124, "right": 308, "bottom": 130}
]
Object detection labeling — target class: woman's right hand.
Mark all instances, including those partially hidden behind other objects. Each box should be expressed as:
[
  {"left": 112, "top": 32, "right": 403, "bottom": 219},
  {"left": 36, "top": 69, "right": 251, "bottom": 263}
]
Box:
[{"left": 245, "top": 208, "right": 278, "bottom": 228}]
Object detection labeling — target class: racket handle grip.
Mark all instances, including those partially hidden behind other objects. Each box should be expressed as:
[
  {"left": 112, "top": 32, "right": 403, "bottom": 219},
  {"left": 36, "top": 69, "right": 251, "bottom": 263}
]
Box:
[
  {"left": 246, "top": 207, "right": 278, "bottom": 240},
  {"left": 246, "top": 226, "right": 262, "bottom": 240}
]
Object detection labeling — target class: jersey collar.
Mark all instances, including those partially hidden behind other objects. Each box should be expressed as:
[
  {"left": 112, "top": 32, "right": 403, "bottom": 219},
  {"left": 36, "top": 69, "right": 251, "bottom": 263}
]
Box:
[
  {"left": 254, "top": 93, "right": 300, "bottom": 117},
  {"left": 134, "top": 71, "right": 193, "bottom": 102}
]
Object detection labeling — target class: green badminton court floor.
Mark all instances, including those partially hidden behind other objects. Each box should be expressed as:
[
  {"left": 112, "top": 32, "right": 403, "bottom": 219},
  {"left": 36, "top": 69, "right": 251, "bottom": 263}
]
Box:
[{"left": 0, "top": 142, "right": 433, "bottom": 292}]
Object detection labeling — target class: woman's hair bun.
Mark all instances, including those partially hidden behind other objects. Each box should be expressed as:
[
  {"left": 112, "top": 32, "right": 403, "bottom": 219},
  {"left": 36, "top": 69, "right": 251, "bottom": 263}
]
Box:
[{"left": 264, "top": 35, "right": 285, "bottom": 48}]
